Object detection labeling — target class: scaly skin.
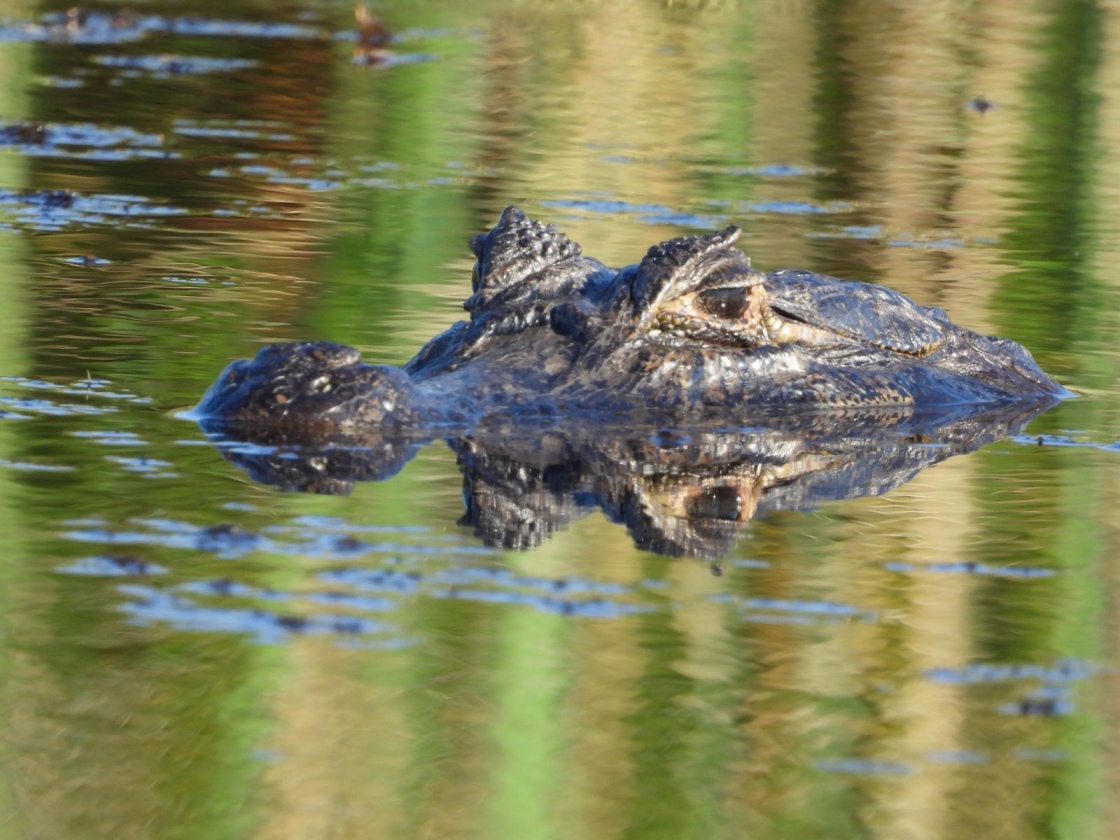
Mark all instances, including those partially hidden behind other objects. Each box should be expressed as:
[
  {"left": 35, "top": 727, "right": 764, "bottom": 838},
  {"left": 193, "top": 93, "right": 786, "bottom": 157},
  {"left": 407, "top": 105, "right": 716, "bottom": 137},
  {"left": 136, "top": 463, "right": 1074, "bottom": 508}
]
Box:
[{"left": 192, "top": 206, "right": 1069, "bottom": 432}]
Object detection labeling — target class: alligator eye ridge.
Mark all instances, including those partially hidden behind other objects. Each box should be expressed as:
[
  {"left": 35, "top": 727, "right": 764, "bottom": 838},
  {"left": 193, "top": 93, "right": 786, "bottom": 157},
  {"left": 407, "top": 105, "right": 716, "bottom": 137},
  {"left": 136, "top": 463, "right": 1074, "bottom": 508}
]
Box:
[{"left": 698, "top": 287, "right": 750, "bottom": 320}]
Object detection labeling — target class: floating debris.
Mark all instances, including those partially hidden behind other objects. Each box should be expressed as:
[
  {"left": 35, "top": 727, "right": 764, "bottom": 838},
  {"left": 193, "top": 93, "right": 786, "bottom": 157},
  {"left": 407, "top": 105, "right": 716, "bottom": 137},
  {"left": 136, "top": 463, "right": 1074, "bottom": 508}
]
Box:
[
  {"left": 353, "top": 3, "right": 392, "bottom": 65},
  {"left": 966, "top": 95, "right": 994, "bottom": 115}
]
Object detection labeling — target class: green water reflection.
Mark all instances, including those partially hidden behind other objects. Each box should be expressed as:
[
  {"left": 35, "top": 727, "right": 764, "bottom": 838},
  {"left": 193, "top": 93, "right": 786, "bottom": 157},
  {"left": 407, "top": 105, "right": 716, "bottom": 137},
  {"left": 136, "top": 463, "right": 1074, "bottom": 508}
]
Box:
[{"left": 0, "top": 0, "right": 1116, "bottom": 838}]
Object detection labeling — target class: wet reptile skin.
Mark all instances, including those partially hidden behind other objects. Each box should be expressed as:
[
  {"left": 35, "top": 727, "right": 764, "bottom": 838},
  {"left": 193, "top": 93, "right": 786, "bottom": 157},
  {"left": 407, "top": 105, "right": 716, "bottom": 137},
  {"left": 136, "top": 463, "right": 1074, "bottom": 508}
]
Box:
[{"left": 192, "top": 206, "right": 1069, "bottom": 432}]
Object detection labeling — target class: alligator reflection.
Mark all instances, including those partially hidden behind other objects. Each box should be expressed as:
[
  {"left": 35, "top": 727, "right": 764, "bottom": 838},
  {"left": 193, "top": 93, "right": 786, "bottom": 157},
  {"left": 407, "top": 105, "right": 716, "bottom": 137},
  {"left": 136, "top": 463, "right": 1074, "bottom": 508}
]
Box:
[{"left": 201, "top": 401, "right": 1051, "bottom": 558}]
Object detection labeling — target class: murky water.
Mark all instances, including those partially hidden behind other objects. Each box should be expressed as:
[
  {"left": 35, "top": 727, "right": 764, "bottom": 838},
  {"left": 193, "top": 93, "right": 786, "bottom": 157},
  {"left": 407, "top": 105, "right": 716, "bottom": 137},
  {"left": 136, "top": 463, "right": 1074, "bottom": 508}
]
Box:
[{"left": 0, "top": 0, "right": 1118, "bottom": 837}]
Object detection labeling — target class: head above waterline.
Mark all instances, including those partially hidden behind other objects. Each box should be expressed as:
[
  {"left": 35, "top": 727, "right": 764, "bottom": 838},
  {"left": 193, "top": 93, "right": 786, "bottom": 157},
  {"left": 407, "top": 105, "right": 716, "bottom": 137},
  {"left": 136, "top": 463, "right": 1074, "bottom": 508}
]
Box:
[{"left": 190, "top": 208, "right": 1071, "bottom": 434}]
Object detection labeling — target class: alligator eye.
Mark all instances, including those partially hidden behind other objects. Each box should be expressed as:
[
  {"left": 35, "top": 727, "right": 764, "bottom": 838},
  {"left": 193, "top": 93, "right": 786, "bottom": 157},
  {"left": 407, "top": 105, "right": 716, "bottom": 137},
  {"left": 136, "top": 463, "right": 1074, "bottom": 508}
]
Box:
[{"left": 697, "top": 287, "right": 749, "bottom": 320}]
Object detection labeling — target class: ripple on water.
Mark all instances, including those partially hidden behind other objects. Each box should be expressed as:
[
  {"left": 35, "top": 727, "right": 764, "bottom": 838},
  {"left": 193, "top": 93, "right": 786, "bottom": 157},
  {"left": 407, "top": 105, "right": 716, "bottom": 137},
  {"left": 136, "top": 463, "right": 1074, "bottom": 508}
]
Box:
[
  {"left": 57, "top": 554, "right": 167, "bottom": 576},
  {"left": 117, "top": 584, "right": 397, "bottom": 645},
  {"left": 173, "top": 118, "right": 297, "bottom": 142},
  {"left": 0, "top": 377, "right": 152, "bottom": 442},
  {"left": 542, "top": 195, "right": 852, "bottom": 228},
  {"left": 923, "top": 660, "right": 1096, "bottom": 685},
  {"left": 0, "top": 397, "right": 115, "bottom": 418},
  {"left": 104, "top": 455, "right": 178, "bottom": 478},
  {"left": 885, "top": 560, "right": 1057, "bottom": 578},
  {"left": 0, "top": 458, "right": 74, "bottom": 472},
  {"left": 0, "top": 122, "right": 168, "bottom": 151},
  {"left": 83, "top": 549, "right": 659, "bottom": 645},
  {"left": 107, "top": 561, "right": 656, "bottom": 645},
  {"left": 924, "top": 750, "right": 990, "bottom": 765},
  {"left": 922, "top": 660, "right": 1091, "bottom": 717},
  {"left": 0, "top": 188, "right": 187, "bottom": 232},
  {"left": 0, "top": 12, "right": 325, "bottom": 46},
  {"left": 814, "top": 758, "right": 914, "bottom": 776},
  {"left": 542, "top": 197, "right": 724, "bottom": 229},
  {"left": 711, "top": 592, "right": 877, "bottom": 624},
  {"left": 92, "top": 54, "right": 258, "bottom": 77},
  {"left": 60, "top": 506, "right": 661, "bottom": 644}
]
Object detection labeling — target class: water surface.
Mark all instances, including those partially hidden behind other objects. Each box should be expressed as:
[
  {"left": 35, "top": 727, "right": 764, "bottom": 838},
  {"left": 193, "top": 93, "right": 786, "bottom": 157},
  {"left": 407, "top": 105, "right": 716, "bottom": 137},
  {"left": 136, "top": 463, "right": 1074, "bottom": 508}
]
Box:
[{"left": 0, "top": 1, "right": 1118, "bottom": 838}]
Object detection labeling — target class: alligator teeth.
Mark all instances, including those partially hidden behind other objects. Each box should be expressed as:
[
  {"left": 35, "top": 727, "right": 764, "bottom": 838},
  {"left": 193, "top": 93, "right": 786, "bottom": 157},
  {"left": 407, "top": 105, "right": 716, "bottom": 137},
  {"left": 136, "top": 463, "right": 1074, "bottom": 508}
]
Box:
[{"left": 763, "top": 312, "right": 783, "bottom": 341}]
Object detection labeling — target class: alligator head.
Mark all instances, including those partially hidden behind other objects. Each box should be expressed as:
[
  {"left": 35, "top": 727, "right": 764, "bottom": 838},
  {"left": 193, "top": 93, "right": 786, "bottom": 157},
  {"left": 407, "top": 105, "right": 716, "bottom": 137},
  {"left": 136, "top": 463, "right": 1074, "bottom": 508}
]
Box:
[{"left": 191, "top": 207, "right": 1069, "bottom": 432}]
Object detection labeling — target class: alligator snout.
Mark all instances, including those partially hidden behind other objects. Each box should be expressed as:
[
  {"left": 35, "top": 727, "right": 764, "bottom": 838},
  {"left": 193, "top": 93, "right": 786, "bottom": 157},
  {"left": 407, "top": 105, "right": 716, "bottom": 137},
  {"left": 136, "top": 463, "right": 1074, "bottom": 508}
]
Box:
[{"left": 191, "top": 341, "right": 435, "bottom": 430}]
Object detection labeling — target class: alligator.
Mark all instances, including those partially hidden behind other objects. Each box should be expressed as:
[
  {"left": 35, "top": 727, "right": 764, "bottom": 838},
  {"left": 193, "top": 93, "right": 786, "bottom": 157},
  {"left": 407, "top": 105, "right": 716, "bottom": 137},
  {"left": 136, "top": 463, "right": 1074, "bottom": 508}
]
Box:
[{"left": 192, "top": 206, "right": 1069, "bottom": 433}]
